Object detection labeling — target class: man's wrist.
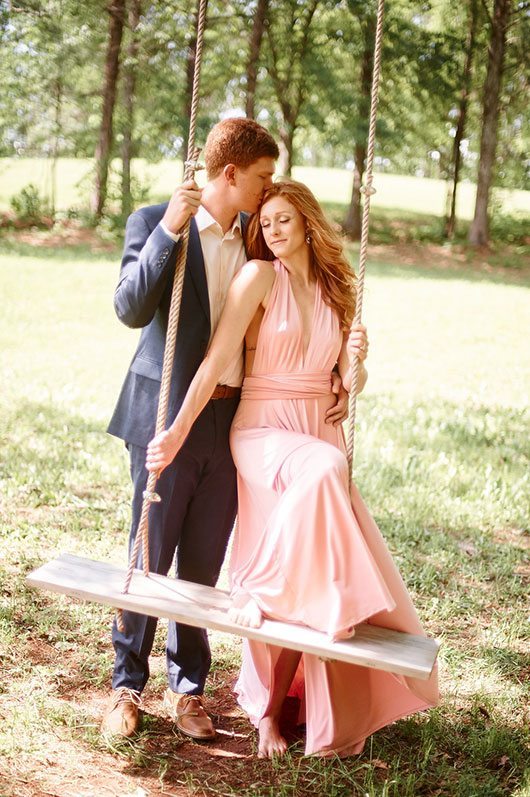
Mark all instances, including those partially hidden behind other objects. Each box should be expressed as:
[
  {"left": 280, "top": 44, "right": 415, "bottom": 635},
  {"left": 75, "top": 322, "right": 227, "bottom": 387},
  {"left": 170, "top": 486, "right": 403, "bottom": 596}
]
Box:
[{"left": 160, "top": 219, "right": 182, "bottom": 243}]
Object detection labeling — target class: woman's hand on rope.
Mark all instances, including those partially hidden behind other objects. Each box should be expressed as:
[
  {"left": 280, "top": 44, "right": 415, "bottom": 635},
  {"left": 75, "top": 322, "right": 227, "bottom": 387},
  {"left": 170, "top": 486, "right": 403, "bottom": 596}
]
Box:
[
  {"left": 347, "top": 324, "right": 369, "bottom": 365},
  {"left": 162, "top": 180, "right": 202, "bottom": 235},
  {"left": 146, "top": 426, "right": 187, "bottom": 475}
]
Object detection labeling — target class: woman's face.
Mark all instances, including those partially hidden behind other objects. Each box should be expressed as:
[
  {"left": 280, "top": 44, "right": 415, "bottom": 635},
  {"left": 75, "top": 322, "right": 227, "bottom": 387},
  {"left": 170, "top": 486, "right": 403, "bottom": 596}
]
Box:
[{"left": 259, "top": 195, "right": 306, "bottom": 260}]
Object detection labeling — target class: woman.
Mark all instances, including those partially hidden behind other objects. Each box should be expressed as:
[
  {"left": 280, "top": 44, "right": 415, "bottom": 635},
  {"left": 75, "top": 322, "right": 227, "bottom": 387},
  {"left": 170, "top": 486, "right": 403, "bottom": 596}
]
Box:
[{"left": 147, "top": 180, "right": 438, "bottom": 758}]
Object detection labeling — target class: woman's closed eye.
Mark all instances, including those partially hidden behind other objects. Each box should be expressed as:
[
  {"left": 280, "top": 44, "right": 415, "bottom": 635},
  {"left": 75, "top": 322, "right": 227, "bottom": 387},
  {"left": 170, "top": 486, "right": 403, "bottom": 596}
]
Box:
[{"left": 261, "top": 217, "right": 291, "bottom": 228}]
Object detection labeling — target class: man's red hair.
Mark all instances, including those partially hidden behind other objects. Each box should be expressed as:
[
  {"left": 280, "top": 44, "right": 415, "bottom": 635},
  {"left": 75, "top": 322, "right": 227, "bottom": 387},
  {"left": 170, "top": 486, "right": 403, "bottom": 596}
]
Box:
[{"left": 204, "top": 118, "right": 278, "bottom": 178}]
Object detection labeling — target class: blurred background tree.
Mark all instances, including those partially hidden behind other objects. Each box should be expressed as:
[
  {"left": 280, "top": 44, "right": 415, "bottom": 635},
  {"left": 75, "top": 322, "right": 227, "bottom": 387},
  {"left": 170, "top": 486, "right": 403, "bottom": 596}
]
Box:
[{"left": 0, "top": 0, "right": 527, "bottom": 243}]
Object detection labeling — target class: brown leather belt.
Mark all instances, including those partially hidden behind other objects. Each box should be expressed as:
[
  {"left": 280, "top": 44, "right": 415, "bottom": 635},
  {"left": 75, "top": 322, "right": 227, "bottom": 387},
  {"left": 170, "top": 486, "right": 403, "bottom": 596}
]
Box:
[{"left": 211, "top": 384, "right": 241, "bottom": 400}]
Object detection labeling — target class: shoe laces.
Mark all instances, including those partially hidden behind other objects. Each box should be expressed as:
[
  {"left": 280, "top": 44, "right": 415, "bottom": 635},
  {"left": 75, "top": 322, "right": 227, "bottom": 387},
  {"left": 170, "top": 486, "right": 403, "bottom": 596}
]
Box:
[
  {"left": 112, "top": 687, "right": 142, "bottom": 709},
  {"left": 179, "top": 694, "right": 205, "bottom": 715}
]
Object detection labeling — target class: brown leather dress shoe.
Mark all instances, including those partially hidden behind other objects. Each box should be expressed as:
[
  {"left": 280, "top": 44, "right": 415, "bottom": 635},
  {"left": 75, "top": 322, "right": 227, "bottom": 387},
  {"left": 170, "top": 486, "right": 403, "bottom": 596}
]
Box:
[
  {"left": 163, "top": 689, "right": 216, "bottom": 740},
  {"left": 101, "top": 687, "right": 142, "bottom": 738}
]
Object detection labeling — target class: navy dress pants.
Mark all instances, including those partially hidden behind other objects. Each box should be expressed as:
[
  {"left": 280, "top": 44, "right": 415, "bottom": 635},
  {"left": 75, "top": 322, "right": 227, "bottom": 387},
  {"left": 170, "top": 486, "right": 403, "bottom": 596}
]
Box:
[{"left": 111, "top": 397, "right": 239, "bottom": 695}]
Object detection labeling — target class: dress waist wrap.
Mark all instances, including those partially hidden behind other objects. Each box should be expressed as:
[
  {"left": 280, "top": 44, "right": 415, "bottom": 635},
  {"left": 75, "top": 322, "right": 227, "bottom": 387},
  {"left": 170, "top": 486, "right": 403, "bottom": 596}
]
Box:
[{"left": 241, "top": 372, "right": 332, "bottom": 400}]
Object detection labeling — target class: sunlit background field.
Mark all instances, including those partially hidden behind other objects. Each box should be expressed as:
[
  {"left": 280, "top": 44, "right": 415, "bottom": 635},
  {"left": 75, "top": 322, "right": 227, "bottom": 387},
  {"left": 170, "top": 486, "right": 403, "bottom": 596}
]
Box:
[{"left": 1, "top": 156, "right": 530, "bottom": 219}]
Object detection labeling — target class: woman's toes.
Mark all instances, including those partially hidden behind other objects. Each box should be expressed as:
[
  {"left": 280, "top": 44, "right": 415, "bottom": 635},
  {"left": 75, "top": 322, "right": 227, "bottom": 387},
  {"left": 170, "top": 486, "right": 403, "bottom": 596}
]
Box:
[{"left": 227, "top": 594, "right": 263, "bottom": 629}]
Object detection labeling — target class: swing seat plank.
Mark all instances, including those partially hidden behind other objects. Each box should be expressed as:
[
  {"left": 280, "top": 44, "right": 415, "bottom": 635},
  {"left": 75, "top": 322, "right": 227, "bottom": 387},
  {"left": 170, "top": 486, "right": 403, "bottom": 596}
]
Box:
[{"left": 27, "top": 554, "right": 439, "bottom": 680}]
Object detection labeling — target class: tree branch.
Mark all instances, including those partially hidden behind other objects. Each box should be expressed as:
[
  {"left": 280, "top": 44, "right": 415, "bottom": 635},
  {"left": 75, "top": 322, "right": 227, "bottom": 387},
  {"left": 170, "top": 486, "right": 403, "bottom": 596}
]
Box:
[{"left": 479, "top": 0, "right": 494, "bottom": 27}]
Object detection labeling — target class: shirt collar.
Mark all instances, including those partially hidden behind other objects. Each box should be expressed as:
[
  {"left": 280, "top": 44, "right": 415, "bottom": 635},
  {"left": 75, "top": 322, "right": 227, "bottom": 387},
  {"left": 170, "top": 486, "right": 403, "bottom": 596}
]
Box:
[{"left": 195, "top": 204, "right": 242, "bottom": 238}]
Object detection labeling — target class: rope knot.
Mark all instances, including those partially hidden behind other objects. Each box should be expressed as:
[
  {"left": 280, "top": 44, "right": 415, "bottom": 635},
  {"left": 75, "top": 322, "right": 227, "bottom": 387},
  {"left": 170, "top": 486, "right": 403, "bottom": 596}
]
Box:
[
  {"left": 360, "top": 184, "right": 377, "bottom": 196},
  {"left": 143, "top": 489, "right": 161, "bottom": 503},
  {"left": 184, "top": 158, "right": 205, "bottom": 172}
]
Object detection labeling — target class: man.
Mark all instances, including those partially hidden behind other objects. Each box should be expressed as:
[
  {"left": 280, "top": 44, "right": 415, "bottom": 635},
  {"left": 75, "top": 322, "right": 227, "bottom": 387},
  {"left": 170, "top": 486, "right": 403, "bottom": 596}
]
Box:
[
  {"left": 102, "top": 118, "right": 278, "bottom": 740},
  {"left": 103, "top": 117, "right": 346, "bottom": 740}
]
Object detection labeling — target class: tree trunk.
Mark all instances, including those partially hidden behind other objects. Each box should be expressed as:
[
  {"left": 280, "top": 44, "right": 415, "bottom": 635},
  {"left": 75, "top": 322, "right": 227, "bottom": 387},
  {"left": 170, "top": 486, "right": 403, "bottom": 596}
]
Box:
[
  {"left": 50, "top": 74, "right": 63, "bottom": 221},
  {"left": 91, "top": 0, "right": 126, "bottom": 220},
  {"left": 245, "top": 0, "right": 269, "bottom": 119},
  {"left": 265, "top": 0, "right": 319, "bottom": 176},
  {"left": 468, "top": 0, "right": 511, "bottom": 246},
  {"left": 278, "top": 120, "right": 295, "bottom": 176},
  {"left": 121, "top": 0, "right": 142, "bottom": 219},
  {"left": 343, "top": 143, "right": 366, "bottom": 239},
  {"left": 444, "top": 0, "right": 478, "bottom": 239},
  {"left": 343, "top": 13, "right": 374, "bottom": 239}
]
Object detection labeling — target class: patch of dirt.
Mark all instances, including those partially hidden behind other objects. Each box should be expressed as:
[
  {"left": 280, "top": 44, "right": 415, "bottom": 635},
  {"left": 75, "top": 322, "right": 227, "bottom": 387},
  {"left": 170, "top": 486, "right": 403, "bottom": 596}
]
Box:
[
  {"left": 0, "top": 642, "right": 310, "bottom": 797},
  {"left": 25, "top": 637, "right": 59, "bottom": 666},
  {"left": 5, "top": 224, "right": 117, "bottom": 254},
  {"left": 492, "top": 527, "right": 530, "bottom": 550},
  {"left": 3, "top": 227, "right": 529, "bottom": 281},
  {"left": 3, "top": 690, "right": 298, "bottom": 797}
]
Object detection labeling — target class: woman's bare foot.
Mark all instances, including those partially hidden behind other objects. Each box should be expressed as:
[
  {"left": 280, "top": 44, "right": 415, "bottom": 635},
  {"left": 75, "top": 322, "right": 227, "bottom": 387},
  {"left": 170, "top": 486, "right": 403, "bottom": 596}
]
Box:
[
  {"left": 228, "top": 591, "right": 263, "bottom": 628},
  {"left": 257, "top": 716, "right": 288, "bottom": 758}
]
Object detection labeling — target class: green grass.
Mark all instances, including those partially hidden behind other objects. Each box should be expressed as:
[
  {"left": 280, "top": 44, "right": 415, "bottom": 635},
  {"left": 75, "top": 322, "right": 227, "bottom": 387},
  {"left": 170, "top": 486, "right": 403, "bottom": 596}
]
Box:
[
  {"left": 360, "top": 261, "right": 530, "bottom": 409},
  {"left": 0, "top": 244, "right": 529, "bottom": 796},
  {"left": 1, "top": 156, "right": 529, "bottom": 222}
]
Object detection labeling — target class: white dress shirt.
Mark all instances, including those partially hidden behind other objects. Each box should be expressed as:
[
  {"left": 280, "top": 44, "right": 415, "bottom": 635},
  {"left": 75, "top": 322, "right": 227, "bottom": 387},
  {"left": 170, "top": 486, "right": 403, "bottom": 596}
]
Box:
[{"left": 161, "top": 205, "right": 245, "bottom": 387}]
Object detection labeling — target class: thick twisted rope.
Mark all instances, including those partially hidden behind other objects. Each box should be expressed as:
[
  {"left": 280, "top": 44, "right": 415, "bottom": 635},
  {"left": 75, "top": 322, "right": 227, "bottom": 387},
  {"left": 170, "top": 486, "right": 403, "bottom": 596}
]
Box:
[
  {"left": 117, "top": 0, "right": 209, "bottom": 632},
  {"left": 346, "top": 0, "right": 385, "bottom": 481}
]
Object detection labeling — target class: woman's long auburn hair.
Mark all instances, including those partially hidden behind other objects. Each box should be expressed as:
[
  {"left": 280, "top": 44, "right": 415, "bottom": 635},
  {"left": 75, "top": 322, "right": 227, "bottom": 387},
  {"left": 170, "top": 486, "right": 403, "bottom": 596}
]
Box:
[{"left": 245, "top": 180, "right": 356, "bottom": 330}]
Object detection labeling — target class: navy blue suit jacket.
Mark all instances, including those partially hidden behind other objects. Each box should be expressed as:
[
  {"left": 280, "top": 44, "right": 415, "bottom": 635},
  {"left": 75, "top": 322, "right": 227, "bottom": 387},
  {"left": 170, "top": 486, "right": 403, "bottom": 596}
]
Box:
[{"left": 108, "top": 203, "right": 246, "bottom": 449}]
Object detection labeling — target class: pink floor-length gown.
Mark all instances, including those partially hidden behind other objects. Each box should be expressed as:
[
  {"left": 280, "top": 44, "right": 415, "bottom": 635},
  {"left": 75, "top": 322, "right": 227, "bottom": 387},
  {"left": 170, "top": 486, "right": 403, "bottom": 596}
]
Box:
[{"left": 229, "top": 259, "right": 438, "bottom": 757}]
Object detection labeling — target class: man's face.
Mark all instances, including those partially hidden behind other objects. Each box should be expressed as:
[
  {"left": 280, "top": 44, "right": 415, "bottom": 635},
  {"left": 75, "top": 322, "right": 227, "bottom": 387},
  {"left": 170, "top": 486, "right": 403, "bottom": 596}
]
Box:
[{"left": 232, "top": 157, "right": 275, "bottom": 213}]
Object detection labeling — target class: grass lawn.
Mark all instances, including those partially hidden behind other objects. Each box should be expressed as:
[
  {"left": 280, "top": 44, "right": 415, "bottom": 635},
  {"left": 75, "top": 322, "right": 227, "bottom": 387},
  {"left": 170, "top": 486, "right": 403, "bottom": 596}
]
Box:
[
  {"left": 1, "top": 156, "right": 529, "bottom": 223},
  {"left": 0, "top": 238, "right": 528, "bottom": 796}
]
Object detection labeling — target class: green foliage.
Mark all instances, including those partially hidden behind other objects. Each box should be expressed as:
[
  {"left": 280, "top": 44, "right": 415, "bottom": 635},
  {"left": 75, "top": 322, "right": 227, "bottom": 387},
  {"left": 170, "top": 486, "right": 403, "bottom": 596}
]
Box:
[
  {"left": 8, "top": 182, "right": 50, "bottom": 225},
  {"left": 1, "top": 0, "right": 527, "bottom": 193},
  {"left": 0, "top": 0, "right": 106, "bottom": 158},
  {"left": 93, "top": 162, "right": 151, "bottom": 236},
  {"left": 489, "top": 211, "right": 530, "bottom": 248}
]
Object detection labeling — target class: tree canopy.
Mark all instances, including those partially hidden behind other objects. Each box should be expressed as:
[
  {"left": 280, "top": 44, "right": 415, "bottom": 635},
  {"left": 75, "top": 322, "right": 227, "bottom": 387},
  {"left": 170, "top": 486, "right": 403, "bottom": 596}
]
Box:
[{"left": 1, "top": 0, "right": 528, "bottom": 241}]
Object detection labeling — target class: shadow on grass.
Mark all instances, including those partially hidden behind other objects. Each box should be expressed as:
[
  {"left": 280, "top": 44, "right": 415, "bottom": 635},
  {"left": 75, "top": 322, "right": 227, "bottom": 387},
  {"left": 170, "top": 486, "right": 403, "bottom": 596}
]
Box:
[
  {"left": 0, "top": 233, "right": 119, "bottom": 261},
  {"left": 323, "top": 201, "right": 529, "bottom": 247},
  {"left": 79, "top": 704, "right": 529, "bottom": 797},
  {"left": 477, "top": 646, "right": 530, "bottom": 684},
  {"left": 351, "top": 256, "right": 530, "bottom": 287},
  {"left": 1, "top": 397, "right": 529, "bottom": 795},
  {"left": 2, "top": 208, "right": 528, "bottom": 288},
  {"left": 0, "top": 398, "right": 129, "bottom": 579},
  {"left": 3, "top": 231, "right": 527, "bottom": 288},
  {"left": 1, "top": 400, "right": 109, "bottom": 497}
]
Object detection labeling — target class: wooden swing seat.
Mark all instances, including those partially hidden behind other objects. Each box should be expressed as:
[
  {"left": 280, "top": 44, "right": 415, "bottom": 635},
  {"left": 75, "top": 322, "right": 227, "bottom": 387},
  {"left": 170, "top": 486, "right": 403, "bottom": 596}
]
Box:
[{"left": 27, "top": 553, "right": 439, "bottom": 680}]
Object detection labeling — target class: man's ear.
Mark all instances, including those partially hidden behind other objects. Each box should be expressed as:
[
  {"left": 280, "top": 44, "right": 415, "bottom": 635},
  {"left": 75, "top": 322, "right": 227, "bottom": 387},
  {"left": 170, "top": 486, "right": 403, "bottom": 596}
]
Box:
[{"left": 223, "top": 163, "right": 237, "bottom": 186}]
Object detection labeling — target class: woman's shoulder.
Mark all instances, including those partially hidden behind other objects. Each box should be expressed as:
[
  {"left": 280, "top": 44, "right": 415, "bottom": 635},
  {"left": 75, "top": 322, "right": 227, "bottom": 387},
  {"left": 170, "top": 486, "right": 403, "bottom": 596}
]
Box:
[
  {"left": 230, "top": 259, "right": 276, "bottom": 305},
  {"left": 242, "top": 258, "right": 276, "bottom": 272},
  {"left": 239, "top": 258, "right": 277, "bottom": 284}
]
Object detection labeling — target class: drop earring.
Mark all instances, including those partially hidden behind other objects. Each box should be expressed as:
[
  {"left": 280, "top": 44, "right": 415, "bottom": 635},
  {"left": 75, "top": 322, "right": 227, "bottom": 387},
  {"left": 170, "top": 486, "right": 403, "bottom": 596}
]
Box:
[{"left": 305, "top": 230, "right": 312, "bottom": 244}]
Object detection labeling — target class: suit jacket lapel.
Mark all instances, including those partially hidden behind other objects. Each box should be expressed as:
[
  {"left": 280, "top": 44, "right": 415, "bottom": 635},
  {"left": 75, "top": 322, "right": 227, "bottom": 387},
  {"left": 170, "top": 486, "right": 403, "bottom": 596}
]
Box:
[{"left": 188, "top": 219, "right": 211, "bottom": 329}]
